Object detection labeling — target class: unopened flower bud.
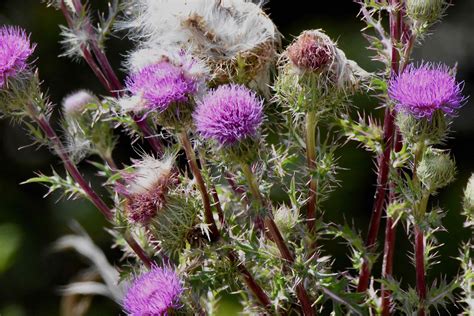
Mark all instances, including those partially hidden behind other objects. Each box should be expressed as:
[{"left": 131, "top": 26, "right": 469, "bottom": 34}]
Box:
[
  {"left": 406, "top": 0, "right": 447, "bottom": 25},
  {"left": 417, "top": 148, "right": 456, "bottom": 192},
  {"left": 463, "top": 174, "right": 474, "bottom": 227},
  {"left": 151, "top": 191, "right": 200, "bottom": 258},
  {"left": 274, "top": 205, "right": 298, "bottom": 236},
  {"left": 62, "top": 90, "right": 95, "bottom": 116},
  {"left": 396, "top": 110, "right": 448, "bottom": 145}
]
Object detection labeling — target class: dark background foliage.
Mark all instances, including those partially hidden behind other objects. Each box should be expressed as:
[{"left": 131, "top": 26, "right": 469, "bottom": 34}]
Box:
[{"left": 0, "top": 1, "right": 473, "bottom": 315}]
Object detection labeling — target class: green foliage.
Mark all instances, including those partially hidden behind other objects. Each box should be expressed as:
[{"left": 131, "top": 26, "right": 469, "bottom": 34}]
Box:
[{"left": 22, "top": 168, "right": 86, "bottom": 200}]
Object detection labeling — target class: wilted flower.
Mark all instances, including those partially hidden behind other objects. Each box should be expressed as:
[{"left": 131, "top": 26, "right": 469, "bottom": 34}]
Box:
[
  {"left": 389, "top": 63, "right": 464, "bottom": 119},
  {"left": 123, "top": 266, "right": 183, "bottom": 315},
  {"left": 287, "top": 30, "right": 335, "bottom": 73},
  {"left": 118, "top": 155, "right": 175, "bottom": 224},
  {"left": 194, "top": 84, "right": 263, "bottom": 146},
  {"left": 275, "top": 29, "right": 367, "bottom": 113},
  {"left": 62, "top": 90, "right": 95, "bottom": 116},
  {"left": 125, "top": 61, "right": 197, "bottom": 113},
  {"left": 0, "top": 26, "right": 36, "bottom": 88},
  {"left": 122, "top": 0, "right": 279, "bottom": 89}
]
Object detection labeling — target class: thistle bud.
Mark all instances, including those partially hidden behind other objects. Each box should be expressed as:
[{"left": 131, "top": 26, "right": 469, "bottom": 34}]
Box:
[
  {"left": 274, "top": 205, "right": 299, "bottom": 237},
  {"left": 275, "top": 29, "right": 366, "bottom": 114},
  {"left": 462, "top": 174, "right": 474, "bottom": 226},
  {"left": 406, "top": 0, "right": 447, "bottom": 25},
  {"left": 150, "top": 191, "right": 200, "bottom": 258},
  {"left": 62, "top": 90, "right": 95, "bottom": 116},
  {"left": 417, "top": 148, "right": 456, "bottom": 192},
  {"left": 396, "top": 110, "right": 448, "bottom": 145}
]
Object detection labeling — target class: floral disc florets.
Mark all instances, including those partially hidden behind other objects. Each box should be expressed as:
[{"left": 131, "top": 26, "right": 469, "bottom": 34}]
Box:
[
  {"left": 0, "top": 26, "right": 36, "bottom": 88},
  {"left": 194, "top": 84, "right": 263, "bottom": 146},
  {"left": 126, "top": 61, "right": 197, "bottom": 113},
  {"left": 123, "top": 266, "right": 183, "bottom": 315},
  {"left": 389, "top": 63, "right": 464, "bottom": 119}
]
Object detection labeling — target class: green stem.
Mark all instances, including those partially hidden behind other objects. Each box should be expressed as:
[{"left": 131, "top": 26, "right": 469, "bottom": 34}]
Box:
[{"left": 305, "top": 111, "right": 318, "bottom": 232}]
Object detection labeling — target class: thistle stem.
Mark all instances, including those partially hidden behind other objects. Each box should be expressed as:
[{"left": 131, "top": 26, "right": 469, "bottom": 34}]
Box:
[
  {"left": 28, "top": 104, "right": 153, "bottom": 268},
  {"left": 357, "top": 0, "right": 403, "bottom": 293},
  {"left": 178, "top": 132, "right": 219, "bottom": 240},
  {"left": 381, "top": 133, "right": 402, "bottom": 315},
  {"left": 241, "top": 163, "right": 315, "bottom": 316},
  {"left": 305, "top": 111, "right": 318, "bottom": 232},
  {"left": 415, "top": 225, "right": 426, "bottom": 316}
]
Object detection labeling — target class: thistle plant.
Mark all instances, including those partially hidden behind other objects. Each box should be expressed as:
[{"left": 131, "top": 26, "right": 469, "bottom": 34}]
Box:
[{"left": 1, "top": 0, "right": 472, "bottom": 315}]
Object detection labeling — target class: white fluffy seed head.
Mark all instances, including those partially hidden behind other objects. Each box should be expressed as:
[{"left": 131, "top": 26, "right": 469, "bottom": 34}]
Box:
[
  {"left": 122, "top": 0, "right": 279, "bottom": 63},
  {"left": 127, "top": 155, "right": 175, "bottom": 195},
  {"left": 62, "top": 90, "right": 96, "bottom": 116}
]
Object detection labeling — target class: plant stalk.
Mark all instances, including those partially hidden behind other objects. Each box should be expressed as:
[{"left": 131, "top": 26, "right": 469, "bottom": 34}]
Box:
[
  {"left": 28, "top": 104, "right": 153, "bottom": 268},
  {"left": 357, "top": 0, "right": 402, "bottom": 293},
  {"left": 241, "top": 163, "right": 315, "bottom": 316},
  {"left": 178, "top": 132, "right": 219, "bottom": 240},
  {"left": 305, "top": 111, "right": 318, "bottom": 232}
]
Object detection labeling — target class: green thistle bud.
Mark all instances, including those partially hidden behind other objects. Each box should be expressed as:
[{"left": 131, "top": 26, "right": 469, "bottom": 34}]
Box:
[
  {"left": 406, "top": 0, "right": 447, "bottom": 25},
  {"left": 274, "top": 205, "right": 299, "bottom": 237},
  {"left": 150, "top": 189, "right": 200, "bottom": 258},
  {"left": 462, "top": 174, "right": 474, "bottom": 226},
  {"left": 417, "top": 148, "right": 456, "bottom": 192},
  {"left": 396, "top": 110, "right": 448, "bottom": 145}
]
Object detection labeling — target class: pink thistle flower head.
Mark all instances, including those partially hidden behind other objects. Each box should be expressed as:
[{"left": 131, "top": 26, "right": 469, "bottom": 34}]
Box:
[
  {"left": 123, "top": 266, "right": 183, "bottom": 316},
  {"left": 389, "top": 63, "right": 465, "bottom": 119},
  {"left": 194, "top": 84, "right": 264, "bottom": 146},
  {"left": 125, "top": 59, "right": 198, "bottom": 113},
  {"left": 0, "top": 26, "right": 36, "bottom": 88}
]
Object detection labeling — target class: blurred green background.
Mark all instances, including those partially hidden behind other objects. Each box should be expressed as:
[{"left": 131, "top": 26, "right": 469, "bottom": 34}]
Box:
[{"left": 0, "top": 1, "right": 473, "bottom": 315}]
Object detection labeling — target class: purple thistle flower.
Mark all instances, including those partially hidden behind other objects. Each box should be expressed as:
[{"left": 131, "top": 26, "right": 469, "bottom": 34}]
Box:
[
  {"left": 194, "top": 84, "right": 264, "bottom": 146},
  {"left": 0, "top": 26, "right": 36, "bottom": 88},
  {"left": 123, "top": 266, "right": 183, "bottom": 316},
  {"left": 125, "top": 61, "right": 197, "bottom": 113},
  {"left": 389, "top": 63, "right": 465, "bottom": 118}
]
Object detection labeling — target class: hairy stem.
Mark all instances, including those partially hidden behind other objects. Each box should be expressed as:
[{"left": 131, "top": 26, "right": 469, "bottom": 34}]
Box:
[
  {"left": 241, "top": 163, "right": 315, "bottom": 316},
  {"left": 178, "top": 132, "right": 219, "bottom": 240},
  {"left": 306, "top": 111, "right": 318, "bottom": 232}
]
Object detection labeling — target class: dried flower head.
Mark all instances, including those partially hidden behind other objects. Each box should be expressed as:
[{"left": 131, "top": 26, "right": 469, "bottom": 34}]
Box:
[
  {"left": 287, "top": 30, "right": 335, "bottom": 72},
  {"left": 123, "top": 266, "right": 183, "bottom": 315},
  {"left": 62, "top": 90, "right": 95, "bottom": 116},
  {"left": 0, "top": 26, "right": 36, "bottom": 88},
  {"left": 389, "top": 63, "right": 464, "bottom": 119},
  {"left": 125, "top": 60, "right": 198, "bottom": 113},
  {"left": 122, "top": 0, "right": 279, "bottom": 89},
  {"left": 118, "top": 155, "right": 175, "bottom": 224},
  {"left": 194, "top": 84, "right": 263, "bottom": 146}
]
